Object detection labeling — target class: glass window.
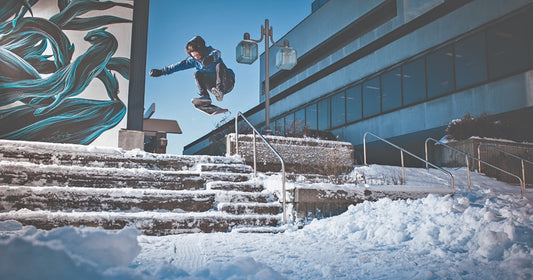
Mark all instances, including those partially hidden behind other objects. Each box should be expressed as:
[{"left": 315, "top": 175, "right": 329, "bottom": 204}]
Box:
[
  {"left": 529, "top": 9, "right": 533, "bottom": 66},
  {"left": 305, "top": 104, "right": 318, "bottom": 130},
  {"left": 455, "top": 33, "right": 487, "bottom": 89},
  {"left": 427, "top": 46, "right": 454, "bottom": 98},
  {"left": 346, "top": 85, "right": 362, "bottom": 122},
  {"left": 363, "top": 77, "right": 381, "bottom": 117},
  {"left": 317, "top": 98, "right": 330, "bottom": 131},
  {"left": 381, "top": 68, "right": 402, "bottom": 112},
  {"left": 274, "top": 118, "right": 284, "bottom": 136},
  {"left": 331, "top": 91, "right": 346, "bottom": 127},
  {"left": 284, "top": 113, "right": 295, "bottom": 136},
  {"left": 294, "top": 108, "right": 306, "bottom": 135},
  {"left": 487, "top": 15, "right": 529, "bottom": 79},
  {"left": 402, "top": 57, "right": 426, "bottom": 105}
]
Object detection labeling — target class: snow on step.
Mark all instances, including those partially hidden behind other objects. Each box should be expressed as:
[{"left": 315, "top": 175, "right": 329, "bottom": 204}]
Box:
[
  {"left": 0, "top": 161, "right": 205, "bottom": 190},
  {"left": 0, "top": 139, "right": 245, "bottom": 171},
  {"left": 0, "top": 186, "right": 216, "bottom": 212},
  {"left": 215, "top": 190, "right": 273, "bottom": 204},
  {"left": 0, "top": 161, "right": 255, "bottom": 190},
  {"left": 217, "top": 202, "right": 281, "bottom": 215},
  {"left": 0, "top": 210, "right": 282, "bottom": 235}
]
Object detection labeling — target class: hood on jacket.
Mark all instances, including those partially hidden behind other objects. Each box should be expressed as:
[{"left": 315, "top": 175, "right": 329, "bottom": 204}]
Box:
[{"left": 185, "top": 36, "right": 207, "bottom": 58}]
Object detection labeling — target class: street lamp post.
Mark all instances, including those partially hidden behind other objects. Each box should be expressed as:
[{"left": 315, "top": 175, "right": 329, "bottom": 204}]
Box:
[{"left": 236, "top": 19, "right": 297, "bottom": 134}]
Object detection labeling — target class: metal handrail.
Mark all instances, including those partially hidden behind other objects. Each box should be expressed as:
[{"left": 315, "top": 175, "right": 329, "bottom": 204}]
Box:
[
  {"left": 478, "top": 143, "right": 533, "bottom": 190},
  {"left": 363, "top": 132, "right": 454, "bottom": 189},
  {"left": 234, "top": 112, "right": 287, "bottom": 224},
  {"left": 425, "top": 138, "right": 524, "bottom": 197}
]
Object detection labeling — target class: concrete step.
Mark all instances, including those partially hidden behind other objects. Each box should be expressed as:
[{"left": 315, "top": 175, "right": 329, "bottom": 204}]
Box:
[
  {"left": 0, "top": 140, "right": 285, "bottom": 234},
  {"left": 0, "top": 161, "right": 251, "bottom": 190},
  {"left": 0, "top": 186, "right": 216, "bottom": 212},
  {"left": 207, "top": 181, "right": 264, "bottom": 192},
  {"left": 0, "top": 161, "right": 205, "bottom": 190},
  {"left": 198, "top": 163, "right": 253, "bottom": 174},
  {"left": 0, "top": 210, "right": 282, "bottom": 235},
  {"left": 199, "top": 172, "right": 251, "bottom": 184},
  {"left": 215, "top": 191, "right": 272, "bottom": 203},
  {"left": 0, "top": 139, "right": 245, "bottom": 171}
]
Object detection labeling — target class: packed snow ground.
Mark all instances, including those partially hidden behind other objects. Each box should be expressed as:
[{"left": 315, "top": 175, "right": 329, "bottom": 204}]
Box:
[{"left": 1, "top": 166, "right": 532, "bottom": 280}]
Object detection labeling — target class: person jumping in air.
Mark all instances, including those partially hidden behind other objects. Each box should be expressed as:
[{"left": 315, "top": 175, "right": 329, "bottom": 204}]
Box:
[{"left": 149, "top": 36, "right": 235, "bottom": 106}]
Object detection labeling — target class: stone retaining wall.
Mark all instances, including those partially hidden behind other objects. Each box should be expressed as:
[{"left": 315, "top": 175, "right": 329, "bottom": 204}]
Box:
[{"left": 226, "top": 134, "right": 355, "bottom": 175}]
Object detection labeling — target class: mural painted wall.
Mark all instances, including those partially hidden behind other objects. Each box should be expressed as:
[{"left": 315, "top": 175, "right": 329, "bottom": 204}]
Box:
[{"left": 0, "top": 0, "right": 133, "bottom": 146}]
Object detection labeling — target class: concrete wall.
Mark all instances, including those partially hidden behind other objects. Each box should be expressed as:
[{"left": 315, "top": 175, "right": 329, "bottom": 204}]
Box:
[{"left": 431, "top": 138, "right": 533, "bottom": 187}]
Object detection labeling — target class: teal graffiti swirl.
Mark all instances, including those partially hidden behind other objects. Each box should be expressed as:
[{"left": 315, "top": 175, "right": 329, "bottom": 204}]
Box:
[{"left": 0, "top": 0, "right": 132, "bottom": 144}]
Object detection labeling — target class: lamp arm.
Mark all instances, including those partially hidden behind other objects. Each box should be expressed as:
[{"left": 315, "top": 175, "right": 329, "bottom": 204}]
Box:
[
  {"left": 246, "top": 25, "right": 265, "bottom": 43},
  {"left": 268, "top": 27, "right": 287, "bottom": 48}
]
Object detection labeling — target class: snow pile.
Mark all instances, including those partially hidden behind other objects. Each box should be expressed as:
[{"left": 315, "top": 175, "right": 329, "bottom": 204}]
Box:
[
  {"left": 2, "top": 186, "right": 532, "bottom": 279},
  {"left": 306, "top": 192, "right": 532, "bottom": 263},
  {"left": 0, "top": 223, "right": 141, "bottom": 279}
]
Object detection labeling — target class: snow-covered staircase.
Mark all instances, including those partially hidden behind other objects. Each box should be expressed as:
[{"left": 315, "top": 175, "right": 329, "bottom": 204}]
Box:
[{"left": 0, "top": 140, "right": 282, "bottom": 235}]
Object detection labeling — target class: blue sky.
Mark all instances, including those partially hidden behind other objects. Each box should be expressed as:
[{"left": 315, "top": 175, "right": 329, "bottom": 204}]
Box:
[{"left": 145, "top": 0, "right": 312, "bottom": 154}]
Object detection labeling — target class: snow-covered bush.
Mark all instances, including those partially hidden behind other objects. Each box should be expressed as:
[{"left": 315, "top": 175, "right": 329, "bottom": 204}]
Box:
[{"left": 445, "top": 112, "right": 504, "bottom": 141}]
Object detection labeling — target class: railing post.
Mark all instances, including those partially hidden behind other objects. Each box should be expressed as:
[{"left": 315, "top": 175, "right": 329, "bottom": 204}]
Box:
[
  {"left": 234, "top": 117, "right": 239, "bottom": 156},
  {"left": 425, "top": 139, "right": 429, "bottom": 170},
  {"left": 363, "top": 132, "right": 368, "bottom": 165},
  {"left": 400, "top": 150, "right": 405, "bottom": 185},
  {"left": 522, "top": 159, "right": 526, "bottom": 195},
  {"left": 477, "top": 145, "right": 482, "bottom": 173},
  {"left": 252, "top": 130, "right": 257, "bottom": 177},
  {"left": 282, "top": 163, "right": 286, "bottom": 224},
  {"left": 465, "top": 155, "right": 471, "bottom": 191}
]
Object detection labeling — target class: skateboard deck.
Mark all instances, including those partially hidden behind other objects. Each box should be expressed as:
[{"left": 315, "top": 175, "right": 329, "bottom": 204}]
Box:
[{"left": 194, "top": 104, "right": 228, "bottom": 116}]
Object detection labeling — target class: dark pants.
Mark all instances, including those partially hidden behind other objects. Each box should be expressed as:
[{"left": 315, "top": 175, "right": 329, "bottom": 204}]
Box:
[{"left": 194, "top": 62, "right": 235, "bottom": 97}]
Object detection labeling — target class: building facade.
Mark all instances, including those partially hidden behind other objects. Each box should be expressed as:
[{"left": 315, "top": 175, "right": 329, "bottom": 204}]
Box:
[{"left": 184, "top": 0, "right": 533, "bottom": 165}]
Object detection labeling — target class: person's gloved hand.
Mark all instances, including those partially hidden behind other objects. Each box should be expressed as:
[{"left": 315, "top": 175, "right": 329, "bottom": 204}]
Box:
[
  {"left": 201, "top": 55, "right": 214, "bottom": 66},
  {"left": 150, "top": 69, "right": 163, "bottom": 77}
]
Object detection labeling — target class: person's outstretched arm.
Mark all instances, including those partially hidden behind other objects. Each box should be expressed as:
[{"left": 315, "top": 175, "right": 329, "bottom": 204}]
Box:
[{"left": 149, "top": 58, "right": 195, "bottom": 77}]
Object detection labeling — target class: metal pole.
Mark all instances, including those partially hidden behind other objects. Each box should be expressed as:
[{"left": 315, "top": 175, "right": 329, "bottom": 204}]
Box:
[
  {"left": 401, "top": 150, "right": 405, "bottom": 185},
  {"left": 477, "top": 145, "right": 482, "bottom": 173},
  {"left": 466, "top": 155, "right": 471, "bottom": 191},
  {"left": 234, "top": 117, "right": 239, "bottom": 155},
  {"left": 425, "top": 140, "right": 429, "bottom": 170},
  {"left": 363, "top": 134, "right": 368, "bottom": 165},
  {"left": 522, "top": 160, "right": 526, "bottom": 196},
  {"left": 264, "top": 19, "right": 272, "bottom": 134},
  {"left": 282, "top": 166, "right": 286, "bottom": 223},
  {"left": 253, "top": 130, "right": 257, "bottom": 177}
]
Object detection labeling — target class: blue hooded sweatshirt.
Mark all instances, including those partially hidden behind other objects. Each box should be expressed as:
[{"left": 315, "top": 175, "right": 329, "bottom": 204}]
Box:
[{"left": 161, "top": 36, "right": 235, "bottom": 79}]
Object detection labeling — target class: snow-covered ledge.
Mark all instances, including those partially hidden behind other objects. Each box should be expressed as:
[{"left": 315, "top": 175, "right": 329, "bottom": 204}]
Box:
[{"left": 226, "top": 133, "right": 355, "bottom": 175}]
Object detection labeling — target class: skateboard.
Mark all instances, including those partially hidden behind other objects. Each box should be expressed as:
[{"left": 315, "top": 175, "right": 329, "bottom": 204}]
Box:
[{"left": 194, "top": 104, "right": 228, "bottom": 116}]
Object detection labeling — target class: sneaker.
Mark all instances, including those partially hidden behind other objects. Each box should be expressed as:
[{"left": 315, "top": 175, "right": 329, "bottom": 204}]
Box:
[
  {"left": 211, "top": 87, "right": 223, "bottom": 102},
  {"left": 191, "top": 95, "right": 212, "bottom": 106}
]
